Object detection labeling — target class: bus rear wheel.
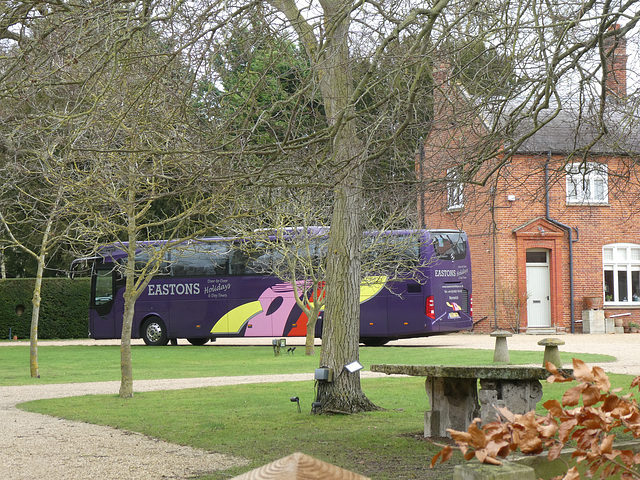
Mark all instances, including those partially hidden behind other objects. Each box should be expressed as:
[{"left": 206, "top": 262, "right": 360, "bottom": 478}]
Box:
[
  {"left": 141, "top": 317, "right": 169, "bottom": 346},
  {"left": 187, "top": 338, "right": 208, "bottom": 346}
]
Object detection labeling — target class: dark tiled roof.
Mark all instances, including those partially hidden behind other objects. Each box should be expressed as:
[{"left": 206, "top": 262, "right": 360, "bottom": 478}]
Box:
[{"left": 510, "top": 107, "right": 640, "bottom": 155}]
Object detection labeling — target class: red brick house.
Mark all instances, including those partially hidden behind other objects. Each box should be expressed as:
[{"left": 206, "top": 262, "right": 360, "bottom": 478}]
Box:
[{"left": 420, "top": 31, "right": 640, "bottom": 334}]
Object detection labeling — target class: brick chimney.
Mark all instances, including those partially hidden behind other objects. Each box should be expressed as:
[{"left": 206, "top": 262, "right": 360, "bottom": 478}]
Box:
[{"left": 604, "top": 24, "right": 627, "bottom": 99}]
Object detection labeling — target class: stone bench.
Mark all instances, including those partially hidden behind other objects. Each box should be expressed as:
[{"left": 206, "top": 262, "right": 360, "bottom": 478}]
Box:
[{"left": 370, "top": 364, "right": 572, "bottom": 438}]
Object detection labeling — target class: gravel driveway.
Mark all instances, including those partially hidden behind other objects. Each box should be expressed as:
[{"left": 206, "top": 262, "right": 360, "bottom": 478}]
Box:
[
  {"left": 1, "top": 333, "right": 638, "bottom": 479},
  {"left": 1, "top": 374, "right": 325, "bottom": 480}
]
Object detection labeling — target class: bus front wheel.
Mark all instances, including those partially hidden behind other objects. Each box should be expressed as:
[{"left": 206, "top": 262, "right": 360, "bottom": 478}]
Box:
[
  {"left": 187, "top": 338, "right": 208, "bottom": 346},
  {"left": 141, "top": 317, "right": 169, "bottom": 346}
]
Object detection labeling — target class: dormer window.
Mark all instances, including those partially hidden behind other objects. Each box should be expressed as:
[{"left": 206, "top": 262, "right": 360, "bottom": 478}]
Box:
[
  {"left": 566, "top": 162, "right": 608, "bottom": 205},
  {"left": 446, "top": 168, "right": 464, "bottom": 211}
]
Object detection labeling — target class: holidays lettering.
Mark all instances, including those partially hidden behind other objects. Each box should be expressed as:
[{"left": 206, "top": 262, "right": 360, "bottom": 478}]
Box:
[
  {"left": 457, "top": 265, "right": 470, "bottom": 277},
  {"left": 204, "top": 283, "right": 231, "bottom": 295},
  {"left": 147, "top": 283, "right": 201, "bottom": 296},
  {"left": 204, "top": 278, "right": 231, "bottom": 298}
]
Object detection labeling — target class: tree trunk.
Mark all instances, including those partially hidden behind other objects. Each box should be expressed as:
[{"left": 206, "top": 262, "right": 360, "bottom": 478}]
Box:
[
  {"left": 119, "top": 197, "right": 138, "bottom": 398},
  {"left": 29, "top": 256, "right": 46, "bottom": 378},
  {"left": 28, "top": 193, "right": 60, "bottom": 379},
  {"left": 119, "top": 250, "right": 136, "bottom": 398},
  {"left": 314, "top": 0, "right": 378, "bottom": 412},
  {"left": 266, "top": 0, "right": 378, "bottom": 411},
  {"left": 119, "top": 288, "right": 135, "bottom": 397},
  {"left": 304, "top": 300, "right": 323, "bottom": 356},
  {"left": 305, "top": 334, "right": 315, "bottom": 356},
  {"left": 317, "top": 143, "right": 378, "bottom": 412}
]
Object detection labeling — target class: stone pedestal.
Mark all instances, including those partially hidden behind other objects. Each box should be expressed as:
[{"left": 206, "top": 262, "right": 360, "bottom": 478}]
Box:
[
  {"left": 478, "top": 379, "right": 543, "bottom": 424},
  {"left": 425, "top": 376, "right": 480, "bottom": 437},
  {"left": 538, "top": 337, "right": 565, "bottom": 368},
  {"left": 582, "top": 309, "right": 605, "bottom": 334},
  {"left": 491, "top": 330, "right": 512, "bottom": 363},
  {"left": 454, "top": 461, "right": 536, "bottom": 480}
]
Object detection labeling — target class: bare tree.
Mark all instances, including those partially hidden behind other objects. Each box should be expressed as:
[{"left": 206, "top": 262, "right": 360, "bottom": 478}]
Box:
[
  {"left": 63, "top": 20, "right": 244, "bottom": 397},
  {"left": 0, "top": 167, "right": 75, "bottom": 378},
  {"left": 244, "top": 193, "right": 434, "bottom": 357},
  {"left": 0, "top": 1, "right": 253, "bottom": 395},
  {"left": 0, "top": 15, "right": 89, "bottom": 376},
  {"left": 3, "top": 0, "right": 640, "bottom": 412},
  {"left": 232, "top": 0, "right": 640, "bottom": 412}
]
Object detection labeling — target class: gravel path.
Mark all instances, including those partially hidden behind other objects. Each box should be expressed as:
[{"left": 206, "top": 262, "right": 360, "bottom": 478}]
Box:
[
  {"left": 1, "top": 332, "right": 638, "bottom": 479},
  {"left": 0, "top": 375, "right": 315, "bottom": 480}
]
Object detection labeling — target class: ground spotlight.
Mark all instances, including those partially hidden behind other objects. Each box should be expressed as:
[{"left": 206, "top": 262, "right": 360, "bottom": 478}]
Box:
[{"left": 290, "top": 396, "right": 301, "bottom": 413}]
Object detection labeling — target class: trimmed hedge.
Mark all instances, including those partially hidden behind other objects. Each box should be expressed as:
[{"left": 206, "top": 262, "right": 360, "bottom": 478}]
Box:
[{"left": 0, "top": 278, "right": 90, "bottom": 340}]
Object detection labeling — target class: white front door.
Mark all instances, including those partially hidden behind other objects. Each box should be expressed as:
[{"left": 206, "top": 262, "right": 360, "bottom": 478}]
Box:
[{"left": 526, "top": 249, "right": 551, "bottom": 328}]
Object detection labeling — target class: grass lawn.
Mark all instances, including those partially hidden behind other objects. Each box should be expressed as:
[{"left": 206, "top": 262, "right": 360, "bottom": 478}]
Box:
[
  {"left": 19, "top": 372, "right": 639, "bottom": 479},
  {"left": 11, "top": 344, "right": 628, "bottom": 479},
  {"left": 0, "top": 344, "right": 615, "bottom": 386}
]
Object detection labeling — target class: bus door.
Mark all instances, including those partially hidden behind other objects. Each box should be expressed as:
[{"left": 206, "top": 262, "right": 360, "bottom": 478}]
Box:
[{"left": 90, "top": 265, "right": 121, "bottom": 339}]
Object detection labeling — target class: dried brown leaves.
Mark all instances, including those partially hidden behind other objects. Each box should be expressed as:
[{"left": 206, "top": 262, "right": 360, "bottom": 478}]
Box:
[{"left": 431, "top": 359, "right": 640, "bottom": 480}]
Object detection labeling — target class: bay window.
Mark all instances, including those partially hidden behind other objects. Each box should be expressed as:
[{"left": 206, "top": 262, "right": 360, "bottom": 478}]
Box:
[{"left": 603, "top": 244, "right": 640, "bottom": 304}]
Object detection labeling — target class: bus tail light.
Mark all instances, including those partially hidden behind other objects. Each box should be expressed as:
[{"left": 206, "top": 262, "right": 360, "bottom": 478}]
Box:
[
  {"left": 425, "top": 296, "right": 435, "bottom": 319},
  {"left": 470, "top": 294, "right": 473, "bottom": 317}
]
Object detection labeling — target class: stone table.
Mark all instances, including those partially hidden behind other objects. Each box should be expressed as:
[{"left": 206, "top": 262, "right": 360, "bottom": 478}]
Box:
[{"left": 370, "top": 364, "right": 572, "bottom": 438}]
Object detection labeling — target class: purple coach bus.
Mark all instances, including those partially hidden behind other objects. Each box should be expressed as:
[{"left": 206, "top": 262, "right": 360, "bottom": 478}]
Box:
[{"left": 80, "top": 229, "right": 472, "bottom": 346}]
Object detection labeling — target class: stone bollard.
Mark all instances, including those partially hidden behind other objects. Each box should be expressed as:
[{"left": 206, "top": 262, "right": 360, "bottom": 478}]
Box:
[
  {"left": 538, "top": 337, "right": 565, "bottom": 368},
  {"left": 490, "top": 330, "right": 512, "bottom": 363}
]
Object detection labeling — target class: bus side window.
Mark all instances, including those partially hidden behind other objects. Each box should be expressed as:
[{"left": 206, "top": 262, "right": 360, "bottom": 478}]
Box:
[
  {"left": 94, "top": 269, "right": 114, "bottom": 306},
  {"left": 246, "top": 249, "right": 272, "bottom": 275},
  {"left": 170, "top": 243, "right": 230, "bottom": 277},
  {"left": 229, "top": 250, "right": 249, "bottom": 275},
  {"left": 209, "top": 243, "right": 230, "bottom": 276},
  {"left": 134, "top": 249, "right": 170, "bottom": 275}
]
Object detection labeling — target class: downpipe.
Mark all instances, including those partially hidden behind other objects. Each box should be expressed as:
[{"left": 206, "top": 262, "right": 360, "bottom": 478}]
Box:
[{"left": 545, "top": 155, "right": 578, "bottom": 333}]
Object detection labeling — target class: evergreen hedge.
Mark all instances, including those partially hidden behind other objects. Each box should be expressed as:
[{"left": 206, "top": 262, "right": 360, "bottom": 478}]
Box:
[{"left": 0, "top": 278, "right": 90, "bottom": 340}]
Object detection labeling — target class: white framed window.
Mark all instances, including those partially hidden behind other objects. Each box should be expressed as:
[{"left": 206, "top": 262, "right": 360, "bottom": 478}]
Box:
[
  {"left": 446, "top": 168, "right": 464, "bottom": 211},
  {"left": 566, "top": 162, "right": 608, "bottom": 204},
  {"left": 603, "top": 244, "right": 640, "bottom": 305}
]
